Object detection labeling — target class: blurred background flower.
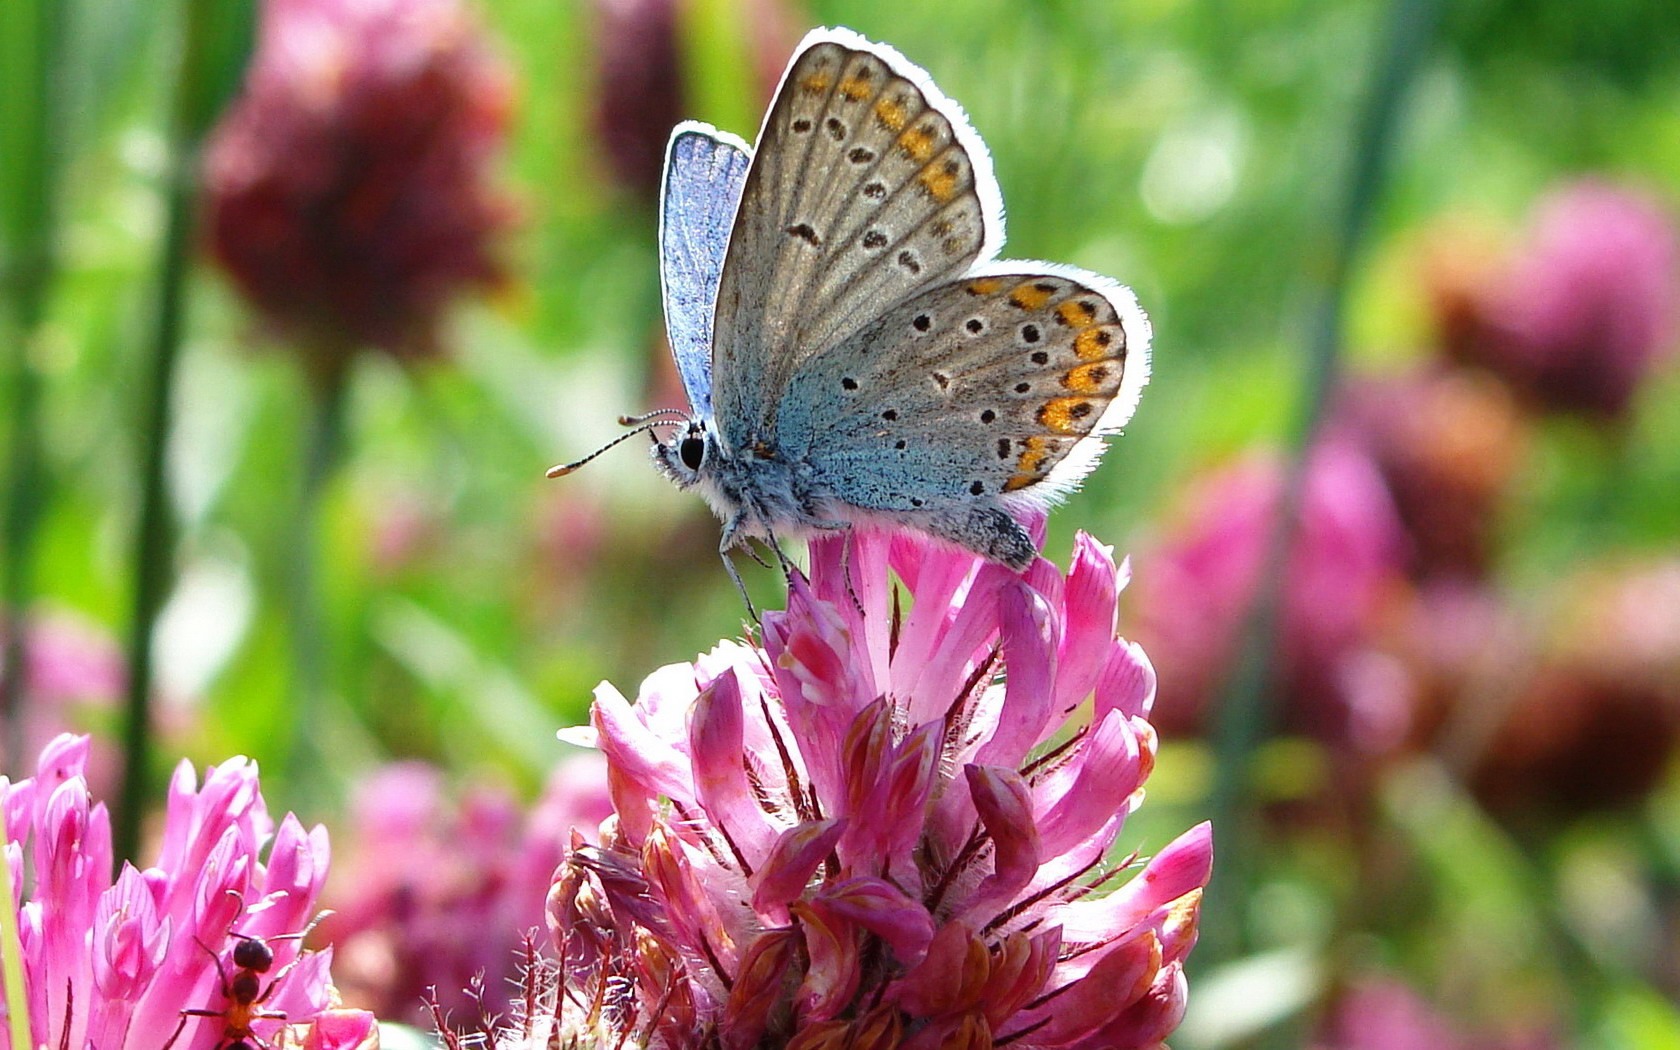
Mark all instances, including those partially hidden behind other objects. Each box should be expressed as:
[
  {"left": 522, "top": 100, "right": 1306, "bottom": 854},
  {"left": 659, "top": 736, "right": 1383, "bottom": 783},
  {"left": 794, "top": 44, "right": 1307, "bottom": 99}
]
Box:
[
  {"left": 1131, "top": 439, "right": 1411, "bottom": 760},
  {"left": 202, "top": 0, "right": 518, "bottom": 388},
  {"left": 0, "top": 612, "right": 125, "bottom": 785},
  {"left": 1426, "top": 180, "right": 1680, "bottom": 425},
  {"left": 320, "top": 750, "right": 611, "bottom": 1027}
]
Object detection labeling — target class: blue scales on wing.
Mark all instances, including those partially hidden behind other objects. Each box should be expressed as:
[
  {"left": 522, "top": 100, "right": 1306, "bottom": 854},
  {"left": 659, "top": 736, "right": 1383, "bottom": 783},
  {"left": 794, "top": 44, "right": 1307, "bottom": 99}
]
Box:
[{"left": 659, "top": 122, "right": 752, "bottom": 418}]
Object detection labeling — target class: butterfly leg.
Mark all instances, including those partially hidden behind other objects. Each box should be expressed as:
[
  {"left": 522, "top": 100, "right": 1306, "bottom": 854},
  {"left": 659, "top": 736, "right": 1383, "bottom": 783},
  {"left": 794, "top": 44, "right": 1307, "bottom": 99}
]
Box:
[
  {"left": 803, "top": 519, "right": 864, "bottom": 617},
  {"left": 719, "top": 550, "right": 760, "bottom": 624},
  {"left": 718, "top": 513, "right": 762, "bottom": 623},
  {"left": 753, "top": 514, "right": 798, "bottom": 580}
]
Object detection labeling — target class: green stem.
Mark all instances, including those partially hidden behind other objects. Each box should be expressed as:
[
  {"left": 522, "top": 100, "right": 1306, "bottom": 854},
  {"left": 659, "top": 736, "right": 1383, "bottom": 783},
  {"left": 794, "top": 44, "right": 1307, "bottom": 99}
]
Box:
[
  {"left": 1, "top": 312, "right": 48, "bottom": 776},
  {"left": 114, "top": 0, "right": 256, "bottom": 863},
  {"left": 115, "top": 138, "right": 196, "bottom": 867},
  {"left": 0, "top": 0, "right": 69, "bottom": 771},
  {"left": 284, "top": 368, "right": 348, "bottom": 804},
  {"left": 1202, "top": 0, "right": 1443, "bottom": 963}
]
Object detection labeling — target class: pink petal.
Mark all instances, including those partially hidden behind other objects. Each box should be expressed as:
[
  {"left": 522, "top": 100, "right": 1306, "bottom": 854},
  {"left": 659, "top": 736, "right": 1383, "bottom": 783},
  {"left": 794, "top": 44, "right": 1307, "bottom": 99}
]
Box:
[
  {"left": 792, "top": 900, "right": 860, "bottom": 1021},
  {"left": 691, "top": 669, "right": 780, "bottom": 867},
  {"left": 1033, "top": 710, "right": 1141, "bottom": 859},
  {"left": 1047, "top": 821, "right": 1213, "bottom": 944},
  {"left": 1066, "top": 961, "right": 1189, "bottom": 1050},
  {"left": 959, "top": 765, "right": 1039, "bottom": 921},
  {"left": 974, "top": 581, "right": 1057, "bottom": 768},
  {"left": 300, "top": 1007, "right": 379, "bottom": 1050},
  {"left": 751, "top": 818, "right": 845, "bottom": 923},
  {"left": 1009, "top": 928, "right": 1160, "bottom": 1045},
  {"left": 980, "top": 927, "right": 1060, "bottom": 1028},
  {"left": 34, "top": 733, "right": 90, "bottom": 795},
  {"left": 1096, "top": 640, "right": 1157, "bottom": 721},
  {"left": 592, "top": 681, "right": 695, "bottom": 807},
  {"left": 812, "top": 876, "right": 935, "bottom": 963},
  {"left": 91, "top": 864, "right": 167, "bottom": 1001},
  {"left": 721, "top": 929, "right": 802, "bottom": 1050},
  {"left": 1054, "top": 534, "right": 1122, "bottom": 714},
  {"left": 891, "top": 921, "right": 989, "bottom": 1020}
]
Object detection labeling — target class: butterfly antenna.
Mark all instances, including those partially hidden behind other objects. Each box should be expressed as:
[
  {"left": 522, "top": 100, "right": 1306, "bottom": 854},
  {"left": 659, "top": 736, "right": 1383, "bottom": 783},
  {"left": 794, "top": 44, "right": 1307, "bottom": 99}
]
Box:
[
  {"left": 617, "top": 408, "right": 689, "bottom": 426},
  {"left": 546, "top": 421, "right": 671, "bottom": 478}
]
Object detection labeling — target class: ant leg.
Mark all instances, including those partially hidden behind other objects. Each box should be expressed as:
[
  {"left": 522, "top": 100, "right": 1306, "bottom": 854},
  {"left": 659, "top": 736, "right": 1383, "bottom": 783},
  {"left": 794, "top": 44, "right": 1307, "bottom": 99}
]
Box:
[
  {"left": 254, "top": 913, "right": 332, "bottom": 1005},
  {"left": 262, "top": 910, "right": 333, "bottom": 947},
  {"left": 161, "top": 1014, "right": 191, "bottom": 1050},
  {"left": 255, "top": 955, "right": 306, "bottom": 1006},
  {"left": 194, "top": 934, "right": 234, "bottom": 997}
]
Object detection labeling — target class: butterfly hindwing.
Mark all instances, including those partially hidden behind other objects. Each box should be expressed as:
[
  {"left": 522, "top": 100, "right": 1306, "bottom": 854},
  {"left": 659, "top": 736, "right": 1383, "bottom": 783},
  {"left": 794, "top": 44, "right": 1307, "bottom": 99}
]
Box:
[
  {"left": 711, "top": 28, "right": 1002, "bottom": 446},
  {"left": 774, "top": 266, "right": 1151, "bottom": 512},
  {"left": 660, "top": 122, "right": 752, "bottom": 417}
]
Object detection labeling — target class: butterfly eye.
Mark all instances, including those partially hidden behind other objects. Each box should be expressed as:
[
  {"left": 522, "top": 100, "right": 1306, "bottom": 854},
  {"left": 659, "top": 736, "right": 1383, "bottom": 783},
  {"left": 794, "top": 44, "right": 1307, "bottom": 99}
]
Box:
[{"left": 680, "top": 436, "right": 706, "bottom": 471}]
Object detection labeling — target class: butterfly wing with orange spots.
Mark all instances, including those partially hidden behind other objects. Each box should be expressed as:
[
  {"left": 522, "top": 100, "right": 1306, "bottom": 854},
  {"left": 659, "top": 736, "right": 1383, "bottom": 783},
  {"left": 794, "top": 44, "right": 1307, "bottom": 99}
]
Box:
[
  {"left": 709, "top": 29, "right": 1002, "bottom": 452},
  {"left": 771, "top": 264, "right": 1151, "bottom": 557}
]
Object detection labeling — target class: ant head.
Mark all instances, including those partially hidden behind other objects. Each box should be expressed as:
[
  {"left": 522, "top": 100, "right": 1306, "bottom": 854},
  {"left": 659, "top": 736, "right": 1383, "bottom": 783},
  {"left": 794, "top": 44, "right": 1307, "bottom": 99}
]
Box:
[{"left": 231, "top": 934, "right": 275, "bottom": 972}]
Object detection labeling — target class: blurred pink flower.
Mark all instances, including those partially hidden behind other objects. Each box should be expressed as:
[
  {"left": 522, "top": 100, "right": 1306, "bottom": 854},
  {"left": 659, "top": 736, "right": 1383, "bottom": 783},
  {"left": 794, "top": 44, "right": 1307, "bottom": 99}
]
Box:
[
  {"left": 0, "top": 734, "right": 370, "bottom": 1050},
  {"left": 1433, "top": 181, "right": 1680, "bottom": 421},
  {"left": 202, "top": 0, "right": 517, "bottom": 387},
  {"left": 590, "top": 0, "right": 683, "bottom": 197},
  {"left": 1315, "top": 977, "right": 1561, "bottom": 1050},
  {"left": 529, "top": 527, "right": 1211, "bottom": 1049},
  {"left": 1334, "top": 369, "right": 1528, "bottom": 580},
  {"left": 589, "top": 0, "right": 798, "bottom": 198},
  {"left": 0, "top": 611, "right": 125, "bottom": 778},
  {"left": 1466, "top": 559, "right": 1680, "bottom": 820},
  {"left": 1131, "top": 439, "right": 1411, "bottom": 757},
  {"left": 322, "top": 751, "right": 613, "bottom": 1027}
]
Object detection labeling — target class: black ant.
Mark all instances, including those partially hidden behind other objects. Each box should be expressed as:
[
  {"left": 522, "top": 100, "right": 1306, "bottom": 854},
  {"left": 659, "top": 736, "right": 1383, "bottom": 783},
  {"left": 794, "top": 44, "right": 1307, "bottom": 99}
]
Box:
[{"left": 162, "top": 901, "right": 331, "bottom": 1050}]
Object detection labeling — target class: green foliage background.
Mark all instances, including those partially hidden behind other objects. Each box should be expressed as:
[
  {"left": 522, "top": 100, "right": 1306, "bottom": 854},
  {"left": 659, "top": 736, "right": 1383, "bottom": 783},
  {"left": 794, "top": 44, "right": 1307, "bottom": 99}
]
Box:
[{"left": 5, "top": 0, "right": 1680, "bottom": 1044}]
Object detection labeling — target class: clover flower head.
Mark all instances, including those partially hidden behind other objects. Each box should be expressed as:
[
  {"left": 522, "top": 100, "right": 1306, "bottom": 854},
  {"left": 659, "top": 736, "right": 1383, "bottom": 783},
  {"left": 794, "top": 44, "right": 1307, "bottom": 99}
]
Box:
[
  {"left": 1430, "top": 180, "right": 1680, "bottom": 422},
  {"left": 1, "top": 734, "right": 372, "bottom": 1050},
  {"left": 202, "top": 0, "right": 516, "bottom": 385},
  {"left": 528, "top": 526, "right": 1210, "bottom": 1049}
]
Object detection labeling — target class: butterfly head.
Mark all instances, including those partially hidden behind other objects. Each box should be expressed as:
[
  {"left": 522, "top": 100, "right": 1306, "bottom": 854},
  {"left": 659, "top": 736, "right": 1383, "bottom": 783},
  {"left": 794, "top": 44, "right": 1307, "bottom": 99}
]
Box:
[{"left": 652, "top": 417, "right": 721, "bottom": 488}]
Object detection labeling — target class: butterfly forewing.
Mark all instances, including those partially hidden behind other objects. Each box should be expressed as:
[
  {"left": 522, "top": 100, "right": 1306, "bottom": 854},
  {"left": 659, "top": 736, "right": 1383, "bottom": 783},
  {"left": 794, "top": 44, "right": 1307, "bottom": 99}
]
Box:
[
  {"left": 711, "top": 30, "right": 1001, "bottom": 445},
  {"left": 774, "top": 269, "right": 1149, "bottom": 510},
  {"left": 660, "top": 124, "right": 752, "bottom": 417}
]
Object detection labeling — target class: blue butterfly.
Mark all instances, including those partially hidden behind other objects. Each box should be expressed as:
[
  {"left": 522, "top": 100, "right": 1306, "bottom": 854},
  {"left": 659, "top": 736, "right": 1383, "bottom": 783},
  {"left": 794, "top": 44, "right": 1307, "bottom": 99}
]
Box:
[{"left": 555, "top": 27, "right": 1151, "bottom": 589}]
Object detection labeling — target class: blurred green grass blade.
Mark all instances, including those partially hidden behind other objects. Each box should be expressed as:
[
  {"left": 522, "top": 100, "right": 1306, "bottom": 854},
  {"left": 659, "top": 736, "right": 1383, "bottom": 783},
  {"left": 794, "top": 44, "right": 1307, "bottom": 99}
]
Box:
[
  {"left": 1202, "top": 0, "right": 1443, "bottom": 965},
  {"left": 169, "top": 0, "right": 256, "bottom": 139},
  {"left": 0, "top": 0, "right": 70, "bottom": 766},
  {"left": 115, "top": 0, "right": 255, "bottom": 862},
  {"left": 0, "top": 0, "right": 66, "bottom": 272},
  {"left": 680, "top": 0, "right": 765, "bottom": 140}
]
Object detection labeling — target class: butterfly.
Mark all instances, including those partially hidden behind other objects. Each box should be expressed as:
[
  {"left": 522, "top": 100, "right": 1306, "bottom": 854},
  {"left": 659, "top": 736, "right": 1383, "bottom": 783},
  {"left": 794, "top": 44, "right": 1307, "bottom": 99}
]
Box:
[{"left": 553, "top": 27, "right": 1151, "bottom": 589}]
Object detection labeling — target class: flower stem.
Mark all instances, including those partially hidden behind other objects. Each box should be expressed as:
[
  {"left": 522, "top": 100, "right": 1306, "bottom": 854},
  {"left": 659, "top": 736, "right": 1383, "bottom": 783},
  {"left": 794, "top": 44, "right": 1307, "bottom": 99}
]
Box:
[
  {"left": 283, "top": 367, "right": 348, "bottom": 804},
  {"left": 1203, "top": 0, "right": 1443, "bottom": 962},
  {"left": 114, "top": 0, "right": 255, "bottom": 863},
  {"left": 0, "top": 845, "right": 29, "bottom": 1049},
  {"left": 0, "top": 0, "right": 69, "bottom": 769}
]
